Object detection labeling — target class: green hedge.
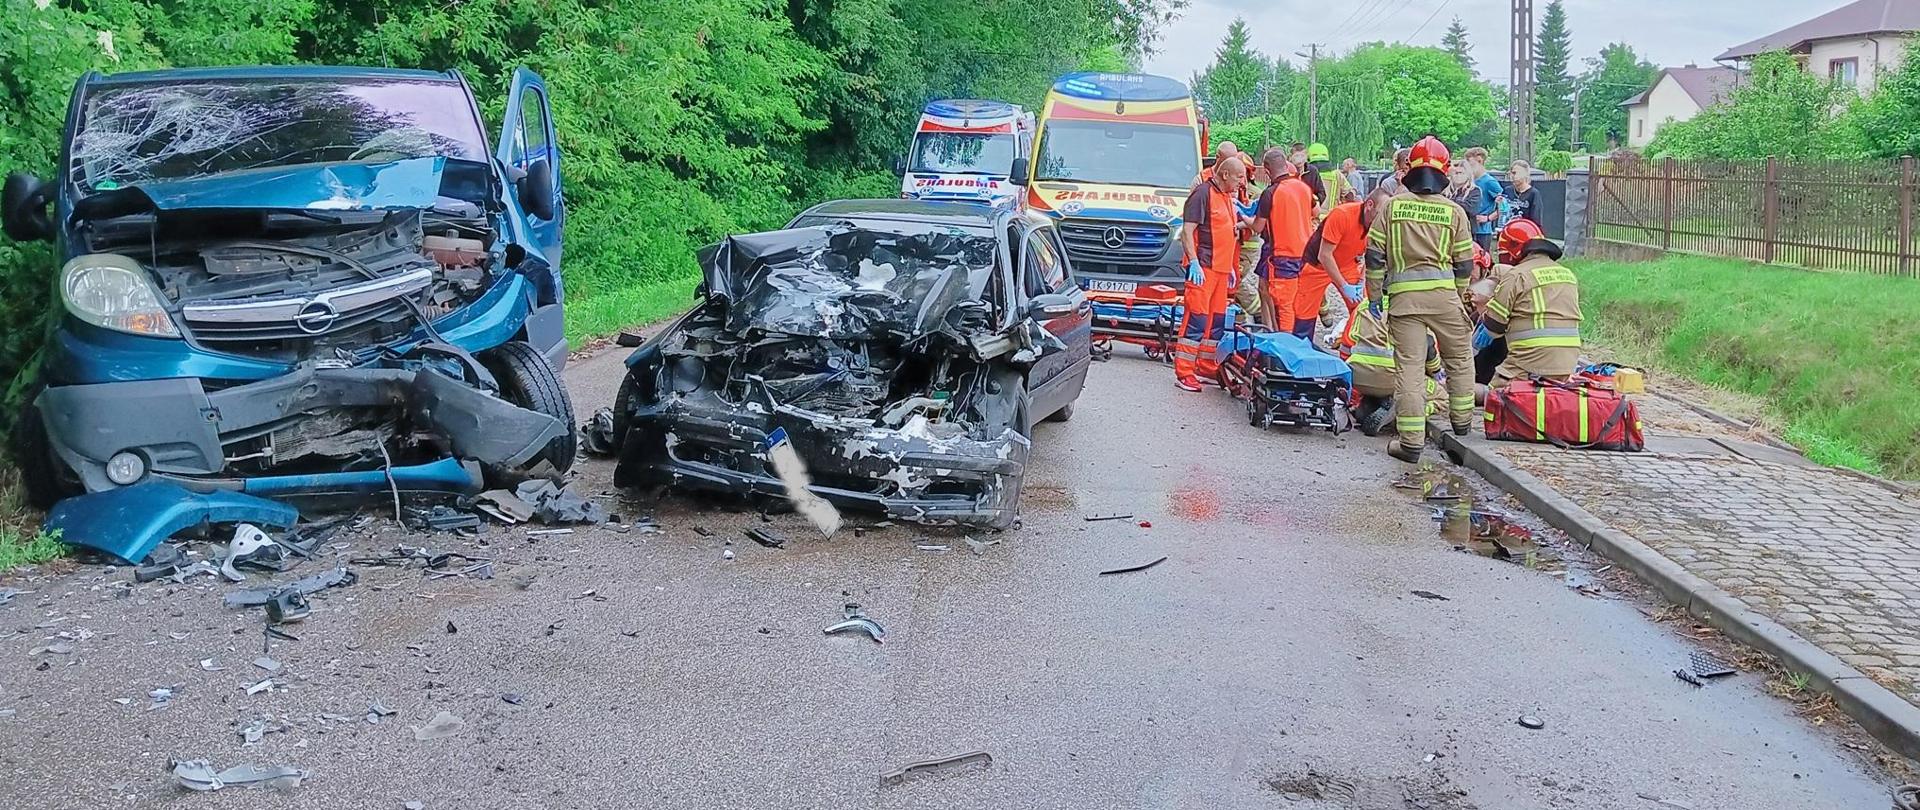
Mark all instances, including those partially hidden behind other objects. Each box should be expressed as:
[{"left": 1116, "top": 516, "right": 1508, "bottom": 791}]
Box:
[{"left": 1573, "top": 255, "right": 1920, "bottom": 479}]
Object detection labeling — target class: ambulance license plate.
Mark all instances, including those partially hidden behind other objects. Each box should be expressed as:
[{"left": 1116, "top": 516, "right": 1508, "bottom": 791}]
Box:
[{"left": 1086, "top": 279, "right": 1137, "bottom": 294}]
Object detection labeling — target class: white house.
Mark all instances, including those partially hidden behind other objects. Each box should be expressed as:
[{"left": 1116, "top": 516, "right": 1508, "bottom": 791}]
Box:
[
  {"left": 1716, "top": 0, "right": 1920, "bottom": 95},
  {"left": 1619, "top": 66, "right": 1740, "bottom": 148}
]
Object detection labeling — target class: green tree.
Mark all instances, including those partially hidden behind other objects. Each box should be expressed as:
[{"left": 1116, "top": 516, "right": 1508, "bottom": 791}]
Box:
[
  {"left": 1844, "top": 43, "right": 1920, "bottom": 158},
  {"left": 1360, "top": 43, "right": 1497, "bottom": 149},
  {"left": 1649, "top": 51, "right": 1847, "bottom": 159},
  {"left": 1193, "top": 17, "right": 1269, "bottom": 122},
  {"left": 1578, "top": 42, "right": 1658, "bottom": 150},
  {"left": 1534, "top": 0, "right": 1574, "bottom": 150},
  {"left": 1440, "top": 17, "right": 1474, "bottom": 75}
]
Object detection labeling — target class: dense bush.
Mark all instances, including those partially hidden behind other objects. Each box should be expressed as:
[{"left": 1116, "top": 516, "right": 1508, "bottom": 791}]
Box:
[{"left": 0, "top": 0, "right": 1174, "bottom": 412}]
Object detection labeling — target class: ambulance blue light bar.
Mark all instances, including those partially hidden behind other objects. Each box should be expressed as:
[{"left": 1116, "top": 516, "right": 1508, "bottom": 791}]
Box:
[{"left": 1051, "top": 72, "right": 1190, "bottom": 103}]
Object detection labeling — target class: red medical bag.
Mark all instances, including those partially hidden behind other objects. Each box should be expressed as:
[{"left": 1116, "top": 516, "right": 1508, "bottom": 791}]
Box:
[{"left": 1484, "top": 377, "right": 1644, "bottom": 451}]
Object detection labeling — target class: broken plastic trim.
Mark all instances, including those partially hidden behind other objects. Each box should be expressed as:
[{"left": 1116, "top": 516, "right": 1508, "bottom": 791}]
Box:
[{"left": 44, "top": 482, "right": 298, "bottom": 565}]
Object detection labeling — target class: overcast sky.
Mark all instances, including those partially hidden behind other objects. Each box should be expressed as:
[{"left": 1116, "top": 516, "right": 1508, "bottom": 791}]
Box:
[{"left": 1144, "top": 0, "right": 1831, "bottom": 84}]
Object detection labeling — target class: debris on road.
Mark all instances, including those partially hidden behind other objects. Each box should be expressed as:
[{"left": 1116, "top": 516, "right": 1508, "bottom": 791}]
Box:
[
  {"left": 246, "top": 679, "right": 275, "bottom": 695},
  {"left": 412, "top": 710, "right": 467, "bottom": 740},
  {"left": 171, "top": 759, "right": 307, "bottom": 792},
  {"left": 1084, "top": 513, "right": 1135, "bottom": 522},
  {"left": 252, "top": 656, "right": 282, "bottom": 674},
  {"left": 1518, "top": 715, "right": 1546, "bottom": 730},
  {"left": 964, "top": 536, "right": 999, "bottom": 555},
  {"left": 1688, "top": 651, "right": 1737, "bottom": 679},
  {"left": 580, "top": 407, "right": 620, "bottom": 457},
  {"left": 824, "top": 603, "right": 885, "bottom": 644},
  {"left": 474, "top": 489, "right": 536, "bottom": 524},
  {"left": 44, "top": 482, "right": 300, "bottom": 565},
  {"left": 514, "top": 479, "right": 607, "bottom": 525},
  {"left": 764, "top": 427, "right": 844, "bottom": 537},
  {"left": 1411, "top": 590, "right": 1450, "bottom": 601},
  {"left": 916, "top": 542, "right": 949, "bottom": 553},
  {"left": 1098, "top": 556, "right": 1168, "bottom": 577},
  {"left": 224, "top": 567, "right": 357, "bottom": 610},
  {"left": 408, "top": 505, "right": 480, "bottom": 534},
  {"left": 879, "top": 750, "right": 993, "bottom": 787},
  {"left": 744, "top": 527, "right": 789, "bottom": 549},
  {"left": 1674, "top": 668, "right": 1705, "bottom": 687},
  {"left": 366, "top": 701, "right": 397, "bottom": 725}
]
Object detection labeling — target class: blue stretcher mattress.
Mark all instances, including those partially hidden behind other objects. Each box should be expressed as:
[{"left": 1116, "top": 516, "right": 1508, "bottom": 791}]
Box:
[
  {"left": 1091, "top": 302, "right": 1241, "bottom": 329},
  {"left": 1218, "top": 330, "right": 1353, "bottom": 386}
]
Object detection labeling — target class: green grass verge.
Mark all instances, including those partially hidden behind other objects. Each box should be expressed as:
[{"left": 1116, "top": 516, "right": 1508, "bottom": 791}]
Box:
[
  {"left": 0, "top": 526, "right": 62, "bottom": 571},
  {"left": 563, "top": 269, "right": 701, "bottom": 349},
  {"left": 1572, "top": 254, "right": 1920, "bottom": 479}
]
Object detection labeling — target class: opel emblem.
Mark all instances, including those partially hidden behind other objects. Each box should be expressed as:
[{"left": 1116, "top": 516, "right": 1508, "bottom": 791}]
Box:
[
  {"left": 293, "top": 300, "right": 339, "bottom": 334},
  {"left": 1101, "top": 227, "right": 1127, "bottom": 249}
]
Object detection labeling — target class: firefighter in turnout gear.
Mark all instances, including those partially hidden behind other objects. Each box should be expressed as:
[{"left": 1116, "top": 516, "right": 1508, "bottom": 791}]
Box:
[
  {"left": 1483, "top": 218, "right": 1581, "bottom": 388},
  {"left": 1364, "top": 136, "right": 1479, "bottom": 463}
]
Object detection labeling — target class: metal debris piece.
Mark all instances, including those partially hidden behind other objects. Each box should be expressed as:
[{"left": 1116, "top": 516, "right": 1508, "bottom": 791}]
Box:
[
  {"left": 253, "top": 656, "right": 282, "bottom": 674},
  {"left": 149, "top": 687, "right": 174, "bottom": 708},
  {"left": 581, "top": 407, "right": 620, "bottom": 456},
  {"left": 513, "top": 479, "right": 607, "bottom": 525},
  {"left": 167, "top": 631, "right": 191, "bottom": 641},
  {"left": 29, "top": 642, "right": 75, "bottom": 656},
  {"left": 171, "top": 759, "right": 307, "bottom": 792},
  {"left": 266, "top": 592, "right": 310, "bottom": 624},
  {"left": 1084, "top": 513, "right": 1134, "bottom": 522},
  {"left": 964, "top": 536, "right": 999, "bottom": 555},
  {"left": 823, "top": 603, "right": 885, "bottom": 644},
  {"left": 246, "top": 679, "right": 275, "bottom": 695},
  {"left": 474, "top": 489, "right": 535, "bottom": 524},
  {"left": 366, "top": 700, "right": 397, "bottom": 725},
  {"left": 879, "top": 750, "right": 993, "bottom": 787},
  {"left": 615, "top": 331, "right": 645, "bottom": 347},
  {"left": 916, "top": 543, "right": 949, "bottom": 553},
  {"left": 1689, "top": 650, "right": 1737, "bottom": 679},
  {"left": 223, "top": 567, "right": 356, "bottom": 609},
  {"left": 501, "top": 693, "right": 524, "bottom": 705},
  {"left": 200, "top": 658, "right": 224, "bottom": 671},
  {"left": 1098, "top": 556, "right": 1168, "bottom": 577},
  {"left": 526, "top": 528, "right": 573, "bottom": 537},
  {"left": 405, "top": 802, "right": 426, "bottom": 810},
  {"left": 1411, "top": 590, "right": 1450, "bottom": 601},
  {"left": 446, "top": 621, "right": 458, "bottom": 635},
  {"left": 1517, "top": 715, "right": 1545, "bottom": 730},
  {"left": 1674, "top": 668, "right": 1705, "bottom": 687},
  {"left": 721, "top": 549, "right": 735, "bottom": 561},
  {"left": 411, "top": 710, "right": 467, "bottom": 741},
  {"left": 744, "top": 527, "right": 788, "bottom": 549}
]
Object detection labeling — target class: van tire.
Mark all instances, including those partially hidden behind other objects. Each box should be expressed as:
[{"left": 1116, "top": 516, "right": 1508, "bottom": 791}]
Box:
[
  {"left": 12, "top": 390, "right": 77, "bottom": 510},
  {"left": 483, "top": 341, "right": 577, "bottom": 474}
]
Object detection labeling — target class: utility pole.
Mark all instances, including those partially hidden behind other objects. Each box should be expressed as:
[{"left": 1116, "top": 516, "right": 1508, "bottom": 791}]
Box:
[
  {"left": 1261, "top": 65, "right": 1273, "bottom": 150},
  {"left": 1509, "top": 0, "right": 1535, "bottom": 162},
  {"left": 1295, "top": 44, "right": 1321, "bottom": 145},
  {"left": 1570, "top": 85, "right": 1583, "bottom": 152}
]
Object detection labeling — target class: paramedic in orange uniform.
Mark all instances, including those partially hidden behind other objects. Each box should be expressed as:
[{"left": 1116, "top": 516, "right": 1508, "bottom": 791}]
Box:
[
  {"left": 1292, "top": 192, "right": 1380, "bottom": 341},
  {"left": 1174, "top": 155, "right": 1246, "bottom": 392},
  {"left": 1246, "top": 152, "right": 1315, "bottom": 333}
]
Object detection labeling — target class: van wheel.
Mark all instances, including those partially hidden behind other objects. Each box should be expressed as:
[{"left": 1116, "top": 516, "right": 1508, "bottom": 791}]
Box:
[
  {"left": 483, "top": 341, "right": 577, "bottom": 473},
  {"left": 1043, "top": 401, "right": 1074, "bottom": 423},
  {"left": 12, "top": 390, "right": 78, "bottom": 509}
]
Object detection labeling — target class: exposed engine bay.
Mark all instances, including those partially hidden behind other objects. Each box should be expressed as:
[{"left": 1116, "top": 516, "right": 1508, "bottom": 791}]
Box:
[{"left": 614, "top": 223, "right": 1048, "bottom": 529}]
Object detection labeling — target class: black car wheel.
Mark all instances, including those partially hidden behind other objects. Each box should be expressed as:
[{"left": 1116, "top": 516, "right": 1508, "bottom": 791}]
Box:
[
  {"left": 12, "top": 389, "right": 78, "bottom": 509},
  {"left": 483, "top": 341, "right": 577, "bottom": 473}
]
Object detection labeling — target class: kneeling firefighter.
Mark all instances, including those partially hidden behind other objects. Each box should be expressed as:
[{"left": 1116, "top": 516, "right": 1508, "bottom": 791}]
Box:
[
  {"left": 1482, "top": 218, "right": 1581, "bottom": 388},
  {"left": 1363, "top": 136, "right": 1478, "bottom": 463},
  {"left": 1342, "top": 305, "right": 1444, "bottom": 436}
]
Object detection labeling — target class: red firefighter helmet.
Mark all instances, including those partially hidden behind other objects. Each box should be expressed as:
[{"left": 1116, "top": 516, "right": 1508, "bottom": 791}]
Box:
[
  {"left": 1408, "top": 136, "right": 1451, "bottom": 175},
  {"left": 1497, "top": 218, "right": 1546, "bottom": 264}
]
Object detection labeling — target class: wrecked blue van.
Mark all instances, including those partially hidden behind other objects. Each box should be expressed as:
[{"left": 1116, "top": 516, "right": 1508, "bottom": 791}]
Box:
[{"left": 0, "top": 65, "right": 576, "bottom": 511}]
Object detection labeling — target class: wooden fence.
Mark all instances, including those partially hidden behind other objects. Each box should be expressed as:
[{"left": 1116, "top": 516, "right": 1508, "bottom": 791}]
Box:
[{"left": 1587, "top": 154, "right": 1919, "bottom": 277}]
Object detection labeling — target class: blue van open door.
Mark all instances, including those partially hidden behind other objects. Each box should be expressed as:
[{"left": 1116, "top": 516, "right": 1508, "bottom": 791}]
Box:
[{"left": 498, "top": 68, "right": 565, "bottom": 278}]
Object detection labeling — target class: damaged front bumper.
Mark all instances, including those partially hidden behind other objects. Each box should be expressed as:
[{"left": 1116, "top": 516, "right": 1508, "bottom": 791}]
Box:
[
  {"left": 615, "top": 395, "right": 1029, "bottom": 529},
  {"left": 37, "top": 363, "right": 564, "bottom": 493}
]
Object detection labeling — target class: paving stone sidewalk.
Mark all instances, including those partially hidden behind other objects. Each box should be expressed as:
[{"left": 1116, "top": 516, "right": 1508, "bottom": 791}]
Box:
[{"left": 1481, "top": 393, "right": 1920, "bottom": 704}]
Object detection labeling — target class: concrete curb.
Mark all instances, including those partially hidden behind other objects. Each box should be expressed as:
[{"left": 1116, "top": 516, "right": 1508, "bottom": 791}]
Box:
[{"left": 1431, "top": 425, "right": 1920, "bottom": 762}]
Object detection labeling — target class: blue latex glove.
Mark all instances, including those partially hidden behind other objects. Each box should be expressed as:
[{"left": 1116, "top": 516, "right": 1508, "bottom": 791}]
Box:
[
  {"left": 1341, "top": 282, "right": 1364, "bottom": 305},
  {"left": 1235, "top": 199, "right": 1258, "bottom": 218},
  {"left": 1368, "top": 300, "right": 1383, "bottom": 319},
  {"left": 1186, "top": 259, "right": 1204, "bottom": 285}
]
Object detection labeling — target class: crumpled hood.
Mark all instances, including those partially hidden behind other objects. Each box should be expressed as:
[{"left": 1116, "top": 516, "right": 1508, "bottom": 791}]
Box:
[
  {"left": 73, "top": 157, "right": 467, "bottom": 218},
  {"left": 698, "top": 224, "right": 997, "bottom": 341}
]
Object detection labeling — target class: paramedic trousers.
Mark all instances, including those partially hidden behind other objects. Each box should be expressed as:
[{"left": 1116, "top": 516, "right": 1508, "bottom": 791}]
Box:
[
  {"left": 1292, "top": 263, "right": 1359, "bottom": 341},
  {"left": 1175, "top": 267, "right": 1233, "bottom": 381},
  {"left": 1265, "top": 257, "right": 1305, "bottom": 333},
  {"left": 1387, "top": 299, "right": 1477, "bottom": 449}
]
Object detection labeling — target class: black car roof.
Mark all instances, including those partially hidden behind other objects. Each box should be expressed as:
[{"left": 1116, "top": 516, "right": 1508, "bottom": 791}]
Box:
[{"left": 796, "top": 198, "right": 1005, "bottom": 228}]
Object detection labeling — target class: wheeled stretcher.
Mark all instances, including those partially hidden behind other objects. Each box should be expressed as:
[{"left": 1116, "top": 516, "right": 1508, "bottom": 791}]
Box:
[
  {"left": 1217, "top": 325, "right": 1355, "bottom": 433},
  {"left": 1088, "top": 285, "right": 1240, "bottom": 363}
]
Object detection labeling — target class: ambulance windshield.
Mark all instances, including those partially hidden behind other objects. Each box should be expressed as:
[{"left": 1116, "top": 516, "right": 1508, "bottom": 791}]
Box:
[
  {"left": 1033, "top": 120, "right": 1197, "bottom": 189},
  {"left": 909, "top": 132, "right": 1017, "bottom": 176}
]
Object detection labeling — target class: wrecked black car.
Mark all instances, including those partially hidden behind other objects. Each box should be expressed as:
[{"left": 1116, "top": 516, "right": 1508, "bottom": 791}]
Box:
[
  {"left": 0, "top": 66, "right": 576, "bottom": 517},
  {"left": 611, "top": 199, "right": 1092, "bottom": 529}
]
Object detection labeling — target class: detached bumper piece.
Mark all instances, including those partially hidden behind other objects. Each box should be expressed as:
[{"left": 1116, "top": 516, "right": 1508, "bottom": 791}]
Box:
[
  {"left": 44, "top": 482, "right": 298, "bottom": 565},
  {"left": 617, "top": 399, "right": 1027, "bottom": 529},
  {"left": 1217, "top": 327, "right": 1355, "bottom": 434},
  {"left": 36, "top": 363, "right": 561, "bottom": 492}
]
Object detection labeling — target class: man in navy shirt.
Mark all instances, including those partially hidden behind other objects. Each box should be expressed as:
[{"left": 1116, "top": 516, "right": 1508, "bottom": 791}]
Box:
[{"left": 1464, "top": 146, "right": 1504, "bottom": 253}]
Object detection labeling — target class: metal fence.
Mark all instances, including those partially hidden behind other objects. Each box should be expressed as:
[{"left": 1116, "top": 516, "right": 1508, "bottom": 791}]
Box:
[{"left": 1588, "top": 154, "right": 1919, "bottom": 277}]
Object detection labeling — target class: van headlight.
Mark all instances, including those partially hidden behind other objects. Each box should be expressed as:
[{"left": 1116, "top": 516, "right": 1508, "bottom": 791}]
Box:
[{"left": 61, "top": 254, "right": 180, "bottom": 338}]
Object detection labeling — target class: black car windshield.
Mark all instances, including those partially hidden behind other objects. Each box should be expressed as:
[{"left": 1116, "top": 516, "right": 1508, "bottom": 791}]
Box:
[
  {"left": 70, "top": 78, "right": 489, "bottom": 191},
  {"left": 909, "top": 132, "right": 1016, "bottom": 176},
  {"left": 1034, "top": 120, "right": 1197, "bottom": 188}
]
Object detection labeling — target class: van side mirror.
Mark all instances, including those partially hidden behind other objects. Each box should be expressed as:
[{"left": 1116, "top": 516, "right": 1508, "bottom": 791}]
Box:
[
  {"left": 2, "top": 173, "right": 54, "bottom": 243},
  {"left": 518, "top": 160, "right": 555, "bottom": 220},
  {"left": 1009, "top": 157, "right": 1029, "bottom": 186},
  {"left": 891, "top": 157, "right": 907, "bottom": 176}
]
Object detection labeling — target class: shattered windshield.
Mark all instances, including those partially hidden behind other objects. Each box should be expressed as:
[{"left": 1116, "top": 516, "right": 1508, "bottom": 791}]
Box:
[
  {"left": 702, "top": 226, "right": 997, "bottom": 340},
  {"left": 71, "top": 78, "right": 489, "bottom": 192}
]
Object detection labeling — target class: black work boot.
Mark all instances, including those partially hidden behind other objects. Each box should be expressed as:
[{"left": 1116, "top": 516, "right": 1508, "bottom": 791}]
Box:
[
  {"left": 1387, "top": 439, "right": 1424, "bottom": 463},
  {"left": 1452, "top": 419, "right": 1474, "bottom": 437}
]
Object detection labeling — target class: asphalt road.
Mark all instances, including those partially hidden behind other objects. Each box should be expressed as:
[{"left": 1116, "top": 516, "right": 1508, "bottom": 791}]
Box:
[{"left": 0, "top": 345, "right": 1898, "bottom": 809}]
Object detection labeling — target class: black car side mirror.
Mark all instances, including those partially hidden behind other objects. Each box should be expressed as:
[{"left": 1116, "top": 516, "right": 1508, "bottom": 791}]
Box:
[
  {"left": 1026, "top": 292, "right": 1076, "bottom": 319},
  {"left": 891, "top": 157, "right": 907, "bottom": 176},
  {"left": 1009, "top": 157, "right": 1029, "bottom": 186},
  {"left": 518, "top": 160, "right": 556, "bottom": 220},
  {"left": 2, "top": 173, "right": 54, "bottom": 243}
]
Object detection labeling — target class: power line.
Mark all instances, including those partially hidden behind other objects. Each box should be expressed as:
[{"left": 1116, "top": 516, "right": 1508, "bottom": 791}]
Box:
[
  {"left": 1342, "top": 0, "right": 1418, "bottom": 48},
  {"left": 1326, "top": 0, "right": 1392, "bottom": 46},
  {"left": 1405, "top": 0, "right": 1454, "bottom": 44}
]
